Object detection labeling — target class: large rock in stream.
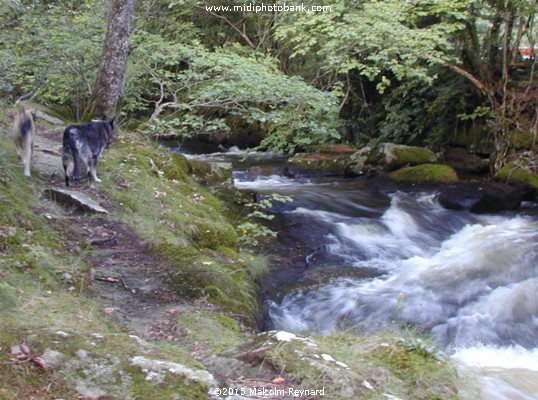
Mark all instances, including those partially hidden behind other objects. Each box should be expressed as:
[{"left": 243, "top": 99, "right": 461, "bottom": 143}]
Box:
[
  {"left": 286, "top": 145, "right": 358, "bottom": 177},
  {"left": 496, "top": 160, "right": 538, "bottom": 196},
  {"left": 438, "top": 182, "right": 522, "bottom": 213},
  {"left": 346, "top": 143, "right": 438, "bottom": 177},
  {"left": 286, "top": 143, "right": 439, "bottom": 178},
  {"left": 387, "top": 163, "right": 459, "bottom": 183}
]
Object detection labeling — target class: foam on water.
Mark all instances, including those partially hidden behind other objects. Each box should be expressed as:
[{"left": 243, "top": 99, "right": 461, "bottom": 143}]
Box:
[
  {"left": 231, "top": 172, "right": 538, "bottom": 398},
  {"left": 271, "top": 214, "right": 538, "bottom": 345},
  {"left": 234, "top": 174, "right": 307, "bottom": 190},
  {"left": 454, "top": 346, "right": 538, "bottom": 400},
  {"left": 267, "top": 191, "right": 538, "bottom": 398}
]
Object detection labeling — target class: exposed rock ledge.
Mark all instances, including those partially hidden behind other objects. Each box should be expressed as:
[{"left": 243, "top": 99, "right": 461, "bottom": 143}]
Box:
[{"left": 44, "top": 187, "right": 109, "bottom": 214}]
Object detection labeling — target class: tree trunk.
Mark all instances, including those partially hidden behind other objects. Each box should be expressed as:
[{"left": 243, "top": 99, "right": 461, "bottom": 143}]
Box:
[{"left": 90, "top": 0, "right": 137, "bottom": 119}]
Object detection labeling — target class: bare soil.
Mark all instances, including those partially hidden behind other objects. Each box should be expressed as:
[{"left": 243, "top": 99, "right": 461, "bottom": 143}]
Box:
[
  {"left": 32, "top": 124, "right": 194, "bottom": 342},
  {"left": 28, "top": 122, "right": 317, "bottom": 399}
]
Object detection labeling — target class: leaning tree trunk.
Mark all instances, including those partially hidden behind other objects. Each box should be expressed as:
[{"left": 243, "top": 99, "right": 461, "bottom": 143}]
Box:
[{"left": 89, "top": 0, "right": 137, "bottom": 120}]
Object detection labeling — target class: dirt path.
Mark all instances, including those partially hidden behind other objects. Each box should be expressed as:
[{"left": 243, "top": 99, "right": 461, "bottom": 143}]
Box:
[
  {"left": 31, "top": 124, "right": 313, "bottom": 400},
  {"left": 33, "top": 126, "right": 188, "bottom": 341}
]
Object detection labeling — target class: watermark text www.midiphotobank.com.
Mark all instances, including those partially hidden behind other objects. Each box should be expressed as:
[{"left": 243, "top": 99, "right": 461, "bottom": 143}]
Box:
[{"left": 205, "top": 2, "right": 332, "bottom": 13}]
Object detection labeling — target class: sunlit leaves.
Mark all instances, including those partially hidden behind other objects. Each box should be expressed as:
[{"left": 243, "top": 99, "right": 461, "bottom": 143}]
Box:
[
  {"left": 127, "top": 33, "right": 341, "bottom": 152},
  {"left": 275, "top": 0, "right": 469, "bottom": 87},
  {"left": 0, "top": 0, "right": 107, "bottom": 117}
]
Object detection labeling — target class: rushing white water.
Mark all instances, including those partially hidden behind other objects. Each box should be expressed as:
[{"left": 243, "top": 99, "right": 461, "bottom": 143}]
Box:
[
  {"left": 453, "top": 346, "right": 538, "bottom": 400},
  {"left": 234, "top": 174, "right": 304, "bottom": 190},
  {"left": 270, "top": 214, "right": 538, "bottom": 347},
  {"left": 234, "top": 173, "right": 538, "bottom": 399}
]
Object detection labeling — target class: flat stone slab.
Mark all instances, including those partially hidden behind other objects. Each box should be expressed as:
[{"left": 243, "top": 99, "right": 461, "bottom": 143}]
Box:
[
  {"left": 34, "top": 109, "right": 64, "bottom": 125},
  {"left": 45, "top": 187, "right": 108, "bottom": 214},
  {"left": 33, "top": 135, "right": 63, "bottom": 178}
]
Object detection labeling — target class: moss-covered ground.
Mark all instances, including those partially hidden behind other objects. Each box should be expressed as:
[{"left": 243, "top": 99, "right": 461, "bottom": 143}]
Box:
[
  {"left": 388, "top": 163, "right": 459, "bottom": 183},
  {"left": 0, "top": 108, "right": 260, "bottom": 398},
  {"left": 0, "top": 106, "right": 464, "bottom": 399}
]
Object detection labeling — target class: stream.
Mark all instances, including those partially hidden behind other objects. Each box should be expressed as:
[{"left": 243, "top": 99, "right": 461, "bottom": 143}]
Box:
[{"left": 179, "top": 145, "right": 538, "bottom": 400}]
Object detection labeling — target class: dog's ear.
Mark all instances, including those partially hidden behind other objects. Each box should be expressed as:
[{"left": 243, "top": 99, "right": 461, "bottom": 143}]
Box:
[
  {"left": 100, "top": 114, "right": 108, "bottom": 121},
  {"left": 109, "top": 117, "right": 115, "bottom": 129}
]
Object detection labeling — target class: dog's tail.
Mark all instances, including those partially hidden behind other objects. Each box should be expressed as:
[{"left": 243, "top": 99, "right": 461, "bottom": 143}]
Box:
[{"left": 14, "top": 108, "right": 35, "bottom": 177}]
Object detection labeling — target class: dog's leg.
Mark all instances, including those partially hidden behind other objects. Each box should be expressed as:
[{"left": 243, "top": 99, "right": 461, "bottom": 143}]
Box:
[
  {"left": 87, "top": 155, "right": 93, "bottom": 185},
  {"left": 66, "top": 129, "right": 84, "bottom": 181},
  {"left": 13, "top": 108, "right": 34, "bottom": 177},
  {"left": 62, "top": 156, "right": 70, "bottom": 186},
  {"left": 72, "top": 150, "right": 82, "bottom": 181},
  {"left": 62, "top": 144, "right": 72, "bottom": 186},
  {"left": 21, "top": 119, "right": 34, "bottom": 176},
  {"left": 89, "top": 155, "right": 101, "bottom": 183},
  {"left": 21, "top": 129, "right": 32, "bottom": 177}
]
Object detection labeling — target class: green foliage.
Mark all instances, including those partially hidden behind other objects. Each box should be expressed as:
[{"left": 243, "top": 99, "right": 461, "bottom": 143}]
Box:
[
  {"left": 275, "top": 0, "right": 467, "bottom": 83},
  {"left": 125, "top": 34, "right": 341, "bottom": 152},
  {"left": 237, "top": 193, "right": 293, "bottom": 249},
  {"left": 377, "top": 70, "right": 479, "bottom": 148},
  {"left": 0, "top": 0, "right": 106, "bottom": 118},
  {"left": 272, "top": 0, "right": 473, "bottom": 148}
]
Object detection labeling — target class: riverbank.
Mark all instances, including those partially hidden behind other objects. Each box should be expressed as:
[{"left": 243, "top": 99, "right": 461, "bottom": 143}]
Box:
[{"left": 0, "top": 106, "right": 462, "bottom": 399}]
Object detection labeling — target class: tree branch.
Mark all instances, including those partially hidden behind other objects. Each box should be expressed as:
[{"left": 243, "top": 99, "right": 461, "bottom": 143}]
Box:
[
  {"left": 194, "top": 4, "right": 256, "bottom": 49},
  {"left": 427, "top": 56, "right": 489, "bottom": 97}
]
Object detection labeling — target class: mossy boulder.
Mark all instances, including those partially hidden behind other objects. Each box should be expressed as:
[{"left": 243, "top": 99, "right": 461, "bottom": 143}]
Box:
[
  {"left": 285, "top": 144, "right": 359, "bottom": 177},
  {"left": 387, "top": 164, "right": 459, "bottom": 183},
  {"left": 344, "top": 146, "right": 384, "bottom": 176},
  {"left": 438, "top": 182, "right": 522, "bottom": 213},
  {"left": 287, "top": 143, "right": 437, "bottom": 178},
  {"left": 346, "top": 143, "right": 437, "bottom": 177},
  {"left": 286, "top": 153, "right": 350, "bottom": 177},
  {"left": 189, "top": 160, "right": 233, "bottom": 186},
  {"left": 445, "top": 147, "right": 490, "bottom": 174},
  {"left": 162, "top": 152, "right": 191, "bottom": 180},
  {"left": 496, "top": 161, "right": 538, "bottom": 189},
  {"left": 382, "top": 143, "right": 437, "bottom": 167}
]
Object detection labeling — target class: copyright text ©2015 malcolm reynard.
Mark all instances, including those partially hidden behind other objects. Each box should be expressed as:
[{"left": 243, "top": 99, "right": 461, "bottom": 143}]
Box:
[{"left": 213, "top": 387, "right": 326, "bottom": 397}]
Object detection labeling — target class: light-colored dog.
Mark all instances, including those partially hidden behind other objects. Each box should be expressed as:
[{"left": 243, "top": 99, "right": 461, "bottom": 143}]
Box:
[{"left": 12, "top": 107, "right": 35, "bottom": 177}]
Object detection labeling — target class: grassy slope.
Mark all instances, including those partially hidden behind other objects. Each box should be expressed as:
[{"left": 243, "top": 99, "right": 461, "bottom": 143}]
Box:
[
  {"left": 0, "top": 109, "right": 463, "bottom": 399},
  {"left": 0, "top": 115, "right": 259, "bottom": 398}
]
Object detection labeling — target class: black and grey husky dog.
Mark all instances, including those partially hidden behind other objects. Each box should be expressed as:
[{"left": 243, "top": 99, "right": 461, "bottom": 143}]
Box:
[
  {"left": 62, "top": 115, "right": 115, "bottom": 186},
  {"left": 12, "top": 107, "right": 35, "bottom": 177}
]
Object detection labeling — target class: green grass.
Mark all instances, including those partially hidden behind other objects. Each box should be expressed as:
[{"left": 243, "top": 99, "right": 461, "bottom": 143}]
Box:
[
  {"left": 92, "top": 132, "right": 262, "bottom": 320},
  {"left": 263, "top": 331, "right": 459, "bottom": 400},
  {"left": 0, "top": 115, "right": 464, "bottom": 399},
  {"left": 0, "top": 131, "right": 227, "bottom": 398},
  {"left": 177, "top": 309, "right": 245, "bottom": 354}
]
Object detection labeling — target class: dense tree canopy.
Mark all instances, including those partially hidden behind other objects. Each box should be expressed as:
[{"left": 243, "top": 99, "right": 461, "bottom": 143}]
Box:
[{"left": 0, "top": 0, "right": 536, "bottom": 164}]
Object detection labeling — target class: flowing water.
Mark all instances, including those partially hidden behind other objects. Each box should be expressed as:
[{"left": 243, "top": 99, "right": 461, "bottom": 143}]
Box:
[{"left": 181, "top": 146, "right": 538, "bottom": 399}]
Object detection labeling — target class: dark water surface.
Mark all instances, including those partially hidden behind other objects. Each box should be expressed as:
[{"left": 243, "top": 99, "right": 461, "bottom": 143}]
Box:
[{"left": 179, "top": 146, "right": 538, "bottom": 400}]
